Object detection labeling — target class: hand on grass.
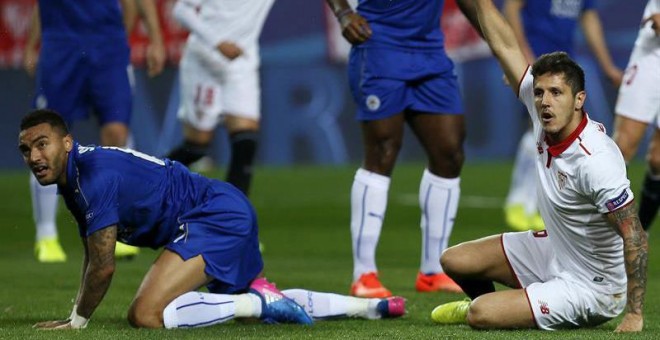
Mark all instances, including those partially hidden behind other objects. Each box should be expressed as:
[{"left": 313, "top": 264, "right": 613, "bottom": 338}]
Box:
[{"left": 614, "top": 313, "right": 643, "bottom": 333}]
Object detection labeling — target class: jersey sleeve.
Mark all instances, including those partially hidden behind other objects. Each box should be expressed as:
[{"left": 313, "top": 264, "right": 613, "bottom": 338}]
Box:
[
  {"left": 173, "top": 0, "right": 222, "bottom": 48},
  {"left": 579, "top": 147, "right": 634, "bottom": 214},
  {"left": 80, "top": 170, "right": 121, "bottom": 237},
  {"left": 517, "top": 67, "right": 542, "bottom": 132}
]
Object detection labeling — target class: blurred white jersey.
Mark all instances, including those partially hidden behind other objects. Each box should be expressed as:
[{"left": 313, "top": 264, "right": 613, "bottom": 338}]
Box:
[
  {"left": 614, "top": 0, "right": 660, "bottom": 125},
  {"left": 517, "top": 69, "right": 633, "bottom": 295},
  {"left": 173, "top": 0, "right": 275, "bottom": 71}
]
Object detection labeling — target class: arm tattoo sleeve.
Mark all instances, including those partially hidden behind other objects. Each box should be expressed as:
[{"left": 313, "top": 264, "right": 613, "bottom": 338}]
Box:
[
  {"left": 75, "top": 226, "right": 117, "bottom": 318},
  {"left": 607, "top": 203, "right": 647, "bottom": 315}
]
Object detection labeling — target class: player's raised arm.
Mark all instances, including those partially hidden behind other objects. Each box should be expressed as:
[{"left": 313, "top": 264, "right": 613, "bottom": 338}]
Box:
[
  {"left": 473, "top": 0, "right": 528, "bottom": 92},
  {"left": 606, "top": 203, "right": 647, "bottom": 333}
]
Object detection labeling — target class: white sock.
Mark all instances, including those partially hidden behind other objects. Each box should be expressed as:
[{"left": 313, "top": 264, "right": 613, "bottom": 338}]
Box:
[
  {"left": 351, "top": 168, "right": 390, "bottom": 281},
  {"left": 282, "top": 289, "right": 382, "bottom": 320},
  {"left": 506, "top": 129, "right": 538, "bottom": 214},
  {"left": 30, "top": 174, "right": 59, "bottom": 242},
  {"left": 162, "top": 291, "right": 261, "bottom": 329},
  {"left": 419, "top": 169, "right": 460, "bottom": 274}
]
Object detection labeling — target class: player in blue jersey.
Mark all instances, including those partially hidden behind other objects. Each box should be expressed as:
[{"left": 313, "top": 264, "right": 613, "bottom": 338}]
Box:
[
  {"left": 19, "top": 109, "right": 405, "bottom": 329},
  {"left": 326, "top": 0, "right": 466, "bottom": 297},
  {"left": 501, "top": 0, "right": 622, "bottom": 231},
  {"left": 22, "top": 0, "right": 166, "bottom": 263}
]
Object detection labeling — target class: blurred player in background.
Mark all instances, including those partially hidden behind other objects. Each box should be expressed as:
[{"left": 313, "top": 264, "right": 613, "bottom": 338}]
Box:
[
  {"left": 432, "top": 0, "right": 646, "bottom": 332},
  {"left": 165, "top": 0, "right": 274, "bottom": 197},
  {"left": 612, "top": 0, "right": 660, "bottom": 231},
  {"left": 22, "top": 0, "right": 166, "bottom": 262},
  {"left": 327, "top": 0, "right": 468, "bottom": 297},
  {"left": 502, "top": 0, "right": 622, "bottom": 231},
  {"left": 19, "top": 109, "right": 405, "bottom": 330}
]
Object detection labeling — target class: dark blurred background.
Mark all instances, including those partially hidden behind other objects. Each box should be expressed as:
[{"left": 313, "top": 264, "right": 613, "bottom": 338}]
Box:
[{"left": 0, "top": 0, "right": 649, "bottom": 169}]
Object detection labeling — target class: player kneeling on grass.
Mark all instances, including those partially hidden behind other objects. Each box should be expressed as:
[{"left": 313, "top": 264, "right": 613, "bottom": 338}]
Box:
[
  {"left": 431, "top": 0, "right": 647, "bottom": 333},
  {"left": 18, "top": 109, "right": 405, "bottom": 330}
]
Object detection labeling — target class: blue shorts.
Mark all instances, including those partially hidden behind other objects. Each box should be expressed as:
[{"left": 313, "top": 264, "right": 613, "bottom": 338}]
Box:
[
  {"left": 348, "top": 47, "right": 463, "bottom": 120},
  {"left": 34, "top": 37, "right": 132, "bottom": 126},
  {"left": 166, "top": 181, "right": 263, "bottom": 294}
]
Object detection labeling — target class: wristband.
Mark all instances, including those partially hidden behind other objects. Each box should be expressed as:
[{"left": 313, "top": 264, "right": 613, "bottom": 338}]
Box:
[
  {"left": 69, "top": 305, "right": 89, "bottom": 329},
  {"left": 335, "top": 8, "right": 354, "bottom": 21}
]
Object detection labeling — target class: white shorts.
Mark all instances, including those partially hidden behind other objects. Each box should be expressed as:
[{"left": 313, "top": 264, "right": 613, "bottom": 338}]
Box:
[
  {"left": 177, "top": 46, "right": 261, "bottom": 131},
  {"left": 614, "top": 47, "right": 660, "bottom": 128},
  {"left": 502, "top": 231, "right": 626, "bottom": 330}
]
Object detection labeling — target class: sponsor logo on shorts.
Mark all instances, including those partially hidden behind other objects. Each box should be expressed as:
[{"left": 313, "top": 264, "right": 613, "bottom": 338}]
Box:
[
  {"left": 606, "top": 190, "right": 629, "bottom": 212},
  {"left": 593, "top": 276, "right": 604, "bottom": 283},
  {"left": 366, "top": 95, "right": 381, "bottom": 111},
  {"left": 538, "top": 300, "right": 550, "bottom": 315}
]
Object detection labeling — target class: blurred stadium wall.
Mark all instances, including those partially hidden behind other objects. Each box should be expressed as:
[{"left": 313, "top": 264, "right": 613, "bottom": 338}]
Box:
[{"left": 0, "top": 0, "right": 648, "bottom": 169}]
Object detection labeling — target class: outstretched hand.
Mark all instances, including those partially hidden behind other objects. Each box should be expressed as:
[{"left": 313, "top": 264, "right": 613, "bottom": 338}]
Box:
[
  {"left": 614, "top": 313, "right": 643, "bottom": 333},
  {"left": 33, "top": 319, "right": 74, "bottom": 330},
  {"left": 339, "top": 12, "right": 372, "bottom": 45}
]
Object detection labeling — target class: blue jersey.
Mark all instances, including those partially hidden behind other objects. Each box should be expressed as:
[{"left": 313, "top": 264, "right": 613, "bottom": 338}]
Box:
[
  {"left": 59, "top": 143, "right": 263, "bottom": 293},
  {"left": 38, "top": 0, "right": 126, "bottom": 41},
  {"left": 522, "top": 0, "right": 596, "bottom": 56},
  {"left": 356, "top": 0, "right": 445, "bottom": 50},
  {"left": 60, "top": 143, "right": 221, "bottom": 248}
]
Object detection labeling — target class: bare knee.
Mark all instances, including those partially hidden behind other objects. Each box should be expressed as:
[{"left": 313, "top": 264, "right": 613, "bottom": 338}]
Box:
[
  {"left": 440, "top": 245, "right": 468, "bottom": 277},
  {"left": 363, "top": 137, "right": 402, "bottom": 175},
  {"left": 466, "top": 301, "right": 491, "bottom": 329},
  {"left": 127, "top": 299, "right": 164, "bottom": 328},
  {"left": 429, "top": 146, "right": 464, "bottom": 177}
]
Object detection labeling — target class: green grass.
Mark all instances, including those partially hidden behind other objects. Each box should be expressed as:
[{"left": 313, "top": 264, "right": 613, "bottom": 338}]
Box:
[{"left": 0, "top": 161, "right": 658, "bottom": 339}]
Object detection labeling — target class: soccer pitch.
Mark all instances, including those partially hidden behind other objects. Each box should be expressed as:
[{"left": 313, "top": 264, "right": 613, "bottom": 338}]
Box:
[{"left": 0, "top": 162, "right": 657, "bottom": 339}]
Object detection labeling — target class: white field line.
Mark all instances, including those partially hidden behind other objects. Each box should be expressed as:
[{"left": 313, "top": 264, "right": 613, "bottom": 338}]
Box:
[{"left": 396, "top": 194, "right": 504, "bottom": 209}]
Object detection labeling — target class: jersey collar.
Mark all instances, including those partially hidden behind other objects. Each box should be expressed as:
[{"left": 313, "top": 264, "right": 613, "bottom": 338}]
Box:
[{"left": 546, "top": 113, "right": 588, "bottom": 157}]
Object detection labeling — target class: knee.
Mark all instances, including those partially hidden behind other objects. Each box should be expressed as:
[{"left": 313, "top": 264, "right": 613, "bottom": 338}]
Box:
[
  {"left": 429, "top": 145, "right": 465, "bottom": 177},
  {"left": 127, "top": 299, "right": 164, "bottom": 329},
  {"left": 466, "top": 301, "right": 490, "bottom": 329},
  {"left": 440, "top": 245, "right": 466, "bottom": 277}
]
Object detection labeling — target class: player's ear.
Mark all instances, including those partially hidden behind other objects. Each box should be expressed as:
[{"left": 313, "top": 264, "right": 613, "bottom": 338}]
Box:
[
  {"left": 64, "top": 135, "right": 73, "bottom": 152},
  {"left": 574, "top": 91, "right": 586, "bottom": 111}
]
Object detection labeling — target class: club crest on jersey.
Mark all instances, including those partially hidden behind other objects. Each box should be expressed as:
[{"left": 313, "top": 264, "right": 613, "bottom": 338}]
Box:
[
  {"left": 366, "top": 95, "right": 381, "bottom": 111},
  {"left": 557, "top": 170, "right": 568, "bottom": 190},
  {"left": 606, "top": 190, "right": 629, "bottom": 212}
]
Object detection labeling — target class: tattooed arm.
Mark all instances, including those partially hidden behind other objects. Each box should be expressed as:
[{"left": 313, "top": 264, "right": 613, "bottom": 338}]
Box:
[
  {"left": 33, "top": 226, "right": 117, "bottom": 329},
  {"left": 76, "top": 226, "right": 118, "bottom": 319},
  {"left": 606, "top": 202, "right": 647, "bottom": 333}
]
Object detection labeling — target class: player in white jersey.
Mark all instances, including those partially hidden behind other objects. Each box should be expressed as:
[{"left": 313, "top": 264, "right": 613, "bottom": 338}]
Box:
[
  {"left": 166, "top": 0, "right": 275, "bottom": 197},
  {"left": 613, "top": 0, "right": 660, "bottom": 231},
  {"left": 432, "top": 0, "right": 647, "bottom": 333}
]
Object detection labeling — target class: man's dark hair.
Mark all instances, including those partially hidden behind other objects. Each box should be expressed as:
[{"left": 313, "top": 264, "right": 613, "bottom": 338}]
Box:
[
  {"left": 20, "top": 109, "right": 70, "bottom": 136},
  {"left": 532, "top": 51, "right": 585, "bottom": 95}
]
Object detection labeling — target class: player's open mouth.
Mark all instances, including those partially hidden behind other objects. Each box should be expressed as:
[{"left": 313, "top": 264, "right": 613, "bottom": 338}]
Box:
[
  {"left": 541, "top": 112, "right": 553, "bottom": 124},
  {"left": 32, "top": 165, "right": 48, "bottom": 177}
]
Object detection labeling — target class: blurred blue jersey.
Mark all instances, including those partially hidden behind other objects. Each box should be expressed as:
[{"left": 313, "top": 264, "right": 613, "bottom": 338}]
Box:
[
  {"left": 38, "top": 0, "right": 126, "bottom": 41},
  {"left": 356, "top": 0, "right": 445, "bottom": 50},
  {"left": 522, "top": 0, "right": 595, "bottom": 56}
]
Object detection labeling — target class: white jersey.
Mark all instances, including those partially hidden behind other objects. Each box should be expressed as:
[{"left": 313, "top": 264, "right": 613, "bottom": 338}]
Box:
[
  {"left": 518, "top": 69, "right": 634, "bottom": 295},
  {"left": 173, "top": 0, "right": 275, "bottom": 70}
]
